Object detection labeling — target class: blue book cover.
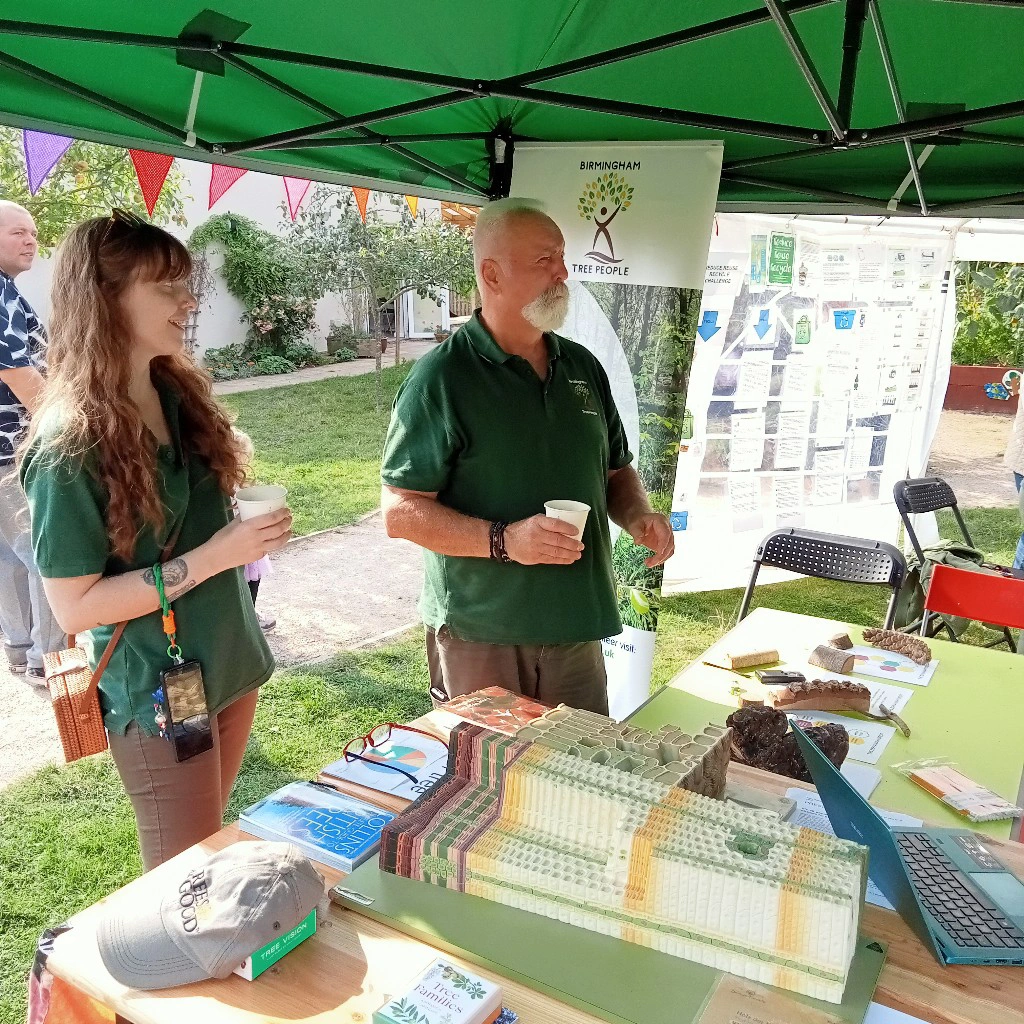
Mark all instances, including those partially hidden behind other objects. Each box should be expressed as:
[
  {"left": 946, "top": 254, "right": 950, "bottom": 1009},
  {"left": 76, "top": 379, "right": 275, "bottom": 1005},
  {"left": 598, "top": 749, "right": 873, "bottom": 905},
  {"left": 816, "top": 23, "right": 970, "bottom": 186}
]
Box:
[{"left": 240, "top": 781, "right": 395, "bottom": 872}]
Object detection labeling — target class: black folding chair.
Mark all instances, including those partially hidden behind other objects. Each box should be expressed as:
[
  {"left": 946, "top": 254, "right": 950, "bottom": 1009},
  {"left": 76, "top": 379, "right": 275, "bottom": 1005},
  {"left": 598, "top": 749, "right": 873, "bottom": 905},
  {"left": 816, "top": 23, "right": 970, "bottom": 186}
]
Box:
[
  {"left": 893, "top": 477, "right": 975, "bottom": 566},
  {"left": 893, "top": 476, "right": 1016, "bottom": 648},
  {"left": 737, "top": 527, "right": 907, "bottom": 629}
]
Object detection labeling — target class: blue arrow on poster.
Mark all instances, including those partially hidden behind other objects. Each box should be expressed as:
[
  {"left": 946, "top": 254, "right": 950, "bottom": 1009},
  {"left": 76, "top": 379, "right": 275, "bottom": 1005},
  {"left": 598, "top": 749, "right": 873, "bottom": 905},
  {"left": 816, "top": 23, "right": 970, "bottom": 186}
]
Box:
[
  {"left": 696, "top": 311, "right": 720, "bottom": 341},
  {"left": 754, "top": 309, "right": 772, "bottom": 339}
]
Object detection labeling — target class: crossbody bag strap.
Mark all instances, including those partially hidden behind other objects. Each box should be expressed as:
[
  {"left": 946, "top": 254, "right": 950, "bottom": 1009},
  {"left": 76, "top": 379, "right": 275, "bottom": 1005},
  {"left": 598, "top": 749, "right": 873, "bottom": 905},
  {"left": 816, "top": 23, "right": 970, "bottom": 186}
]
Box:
[{"left": 77, "top": 513, "right": 188, "bottom": 701}]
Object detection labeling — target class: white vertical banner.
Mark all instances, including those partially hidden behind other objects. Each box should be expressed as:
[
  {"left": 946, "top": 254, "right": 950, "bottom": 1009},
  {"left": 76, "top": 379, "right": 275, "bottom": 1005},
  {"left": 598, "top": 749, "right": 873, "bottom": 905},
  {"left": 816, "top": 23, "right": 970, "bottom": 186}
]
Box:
[
  {"left": 511, "top": 141, "right": 723, "bottom": 720},
  {"left": 663, "top": 214, "right": 955, "bottom": 594}
]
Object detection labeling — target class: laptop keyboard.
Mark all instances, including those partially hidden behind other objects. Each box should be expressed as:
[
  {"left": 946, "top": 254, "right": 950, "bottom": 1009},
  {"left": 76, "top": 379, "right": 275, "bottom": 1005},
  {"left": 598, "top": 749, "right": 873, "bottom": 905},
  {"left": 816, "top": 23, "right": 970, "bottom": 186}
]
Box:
[{"left": 896, "top": 833, "right": 1024, "bottom": 949}]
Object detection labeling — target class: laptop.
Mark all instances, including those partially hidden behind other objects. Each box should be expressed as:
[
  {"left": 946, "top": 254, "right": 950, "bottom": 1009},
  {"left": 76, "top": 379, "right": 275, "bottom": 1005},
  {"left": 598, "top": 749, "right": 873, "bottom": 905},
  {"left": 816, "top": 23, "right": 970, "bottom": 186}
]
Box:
[{"left": 791, "top": 723, "right": 1024, "bottom": 966}]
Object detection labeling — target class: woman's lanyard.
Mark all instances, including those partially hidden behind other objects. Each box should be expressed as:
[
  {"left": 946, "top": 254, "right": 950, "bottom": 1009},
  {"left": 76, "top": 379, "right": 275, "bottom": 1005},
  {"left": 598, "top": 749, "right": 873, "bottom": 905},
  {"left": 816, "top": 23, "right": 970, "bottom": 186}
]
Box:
[{"left": 153, "top": 558, "right": 184, "bottom": 665}]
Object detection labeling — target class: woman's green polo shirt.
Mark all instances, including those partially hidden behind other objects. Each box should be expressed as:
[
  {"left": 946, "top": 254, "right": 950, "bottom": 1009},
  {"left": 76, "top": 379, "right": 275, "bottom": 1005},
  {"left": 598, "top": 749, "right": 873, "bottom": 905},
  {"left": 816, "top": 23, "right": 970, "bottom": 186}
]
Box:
[{"left": 21, "top": 384, "right": 274, "bottom": 737}]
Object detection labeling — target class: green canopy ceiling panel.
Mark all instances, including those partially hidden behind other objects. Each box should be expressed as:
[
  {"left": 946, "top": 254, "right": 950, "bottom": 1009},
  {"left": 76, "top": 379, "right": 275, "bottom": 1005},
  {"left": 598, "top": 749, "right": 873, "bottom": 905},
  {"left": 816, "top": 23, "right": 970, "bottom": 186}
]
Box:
[{"left": 1, "top": 0, "right": 1024, "bottom": 214}]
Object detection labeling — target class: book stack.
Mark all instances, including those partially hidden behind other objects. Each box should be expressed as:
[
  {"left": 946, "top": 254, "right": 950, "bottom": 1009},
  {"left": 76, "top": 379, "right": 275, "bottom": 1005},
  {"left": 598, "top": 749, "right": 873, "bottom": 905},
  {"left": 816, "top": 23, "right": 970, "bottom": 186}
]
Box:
[
  {"left": 240, "top": 781, "right": 395, "bottom": 873},
  {"left": 380, "top": 716, "right": 867, "bottom": 1004}
]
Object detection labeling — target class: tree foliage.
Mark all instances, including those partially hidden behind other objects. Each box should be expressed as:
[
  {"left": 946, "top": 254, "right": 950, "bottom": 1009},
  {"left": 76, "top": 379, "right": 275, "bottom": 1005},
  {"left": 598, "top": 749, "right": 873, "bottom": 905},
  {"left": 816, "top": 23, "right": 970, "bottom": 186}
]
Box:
[
  {"left": 953, "top": 260, "right": 1024, "bottom": 367},
  {"left": 0, "top": 128, "right": 187, "bottom": 250},
  {"left": 577, "top": 172, "right": 634, "bottom": 222}
]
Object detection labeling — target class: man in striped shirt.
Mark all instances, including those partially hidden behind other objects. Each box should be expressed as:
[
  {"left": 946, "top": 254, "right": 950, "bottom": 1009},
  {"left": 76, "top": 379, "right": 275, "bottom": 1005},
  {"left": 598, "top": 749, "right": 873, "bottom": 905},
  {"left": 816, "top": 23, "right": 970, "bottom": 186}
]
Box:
[{"left": 0, "top": 201, "right": 63, "bottom": 680}]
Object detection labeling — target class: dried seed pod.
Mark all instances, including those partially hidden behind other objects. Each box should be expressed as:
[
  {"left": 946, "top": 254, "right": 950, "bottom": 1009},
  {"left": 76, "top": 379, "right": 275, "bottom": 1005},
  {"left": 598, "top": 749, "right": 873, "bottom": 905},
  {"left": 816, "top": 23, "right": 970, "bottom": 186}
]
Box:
[{"left": 862, "top": 627, "right": 931, "bottom": 665}]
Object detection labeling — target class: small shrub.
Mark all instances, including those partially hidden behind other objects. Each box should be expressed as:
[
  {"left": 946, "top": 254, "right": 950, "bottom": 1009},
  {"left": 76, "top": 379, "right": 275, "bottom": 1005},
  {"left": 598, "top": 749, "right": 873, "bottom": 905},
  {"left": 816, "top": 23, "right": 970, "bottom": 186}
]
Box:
[
  {"left": 255, "top": 355, "right": 297, "bottom": 376},
  {"left": 202, "top": 343, "right": 256, "bottom": 381}
]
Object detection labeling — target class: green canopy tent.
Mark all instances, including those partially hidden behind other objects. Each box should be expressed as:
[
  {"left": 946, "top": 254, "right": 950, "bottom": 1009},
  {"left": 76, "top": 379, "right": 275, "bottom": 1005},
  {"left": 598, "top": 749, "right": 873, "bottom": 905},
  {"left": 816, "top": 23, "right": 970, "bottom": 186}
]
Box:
[{"left": 1, "top": 1, "right": 1023, "bottom": 215}]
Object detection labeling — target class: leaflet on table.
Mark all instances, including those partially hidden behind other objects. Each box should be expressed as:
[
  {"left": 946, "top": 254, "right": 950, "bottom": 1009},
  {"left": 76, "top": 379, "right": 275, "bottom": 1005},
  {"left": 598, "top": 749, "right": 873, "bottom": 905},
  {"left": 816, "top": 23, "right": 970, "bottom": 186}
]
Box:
[
  {"left": 863, "top": 1004, "right": 930, "bottom": 1024},
  {"left": 785, "top": 788, "right": 923, "bottom": 911},
  {"left": 320, "top": 727, "right": 450, "bottom": 799},
  {"left": 785, "top": 710, "right": 895, "bottom": 764},
  {"left": 849, "top": 646, "right": 937, "bottom": 686}
]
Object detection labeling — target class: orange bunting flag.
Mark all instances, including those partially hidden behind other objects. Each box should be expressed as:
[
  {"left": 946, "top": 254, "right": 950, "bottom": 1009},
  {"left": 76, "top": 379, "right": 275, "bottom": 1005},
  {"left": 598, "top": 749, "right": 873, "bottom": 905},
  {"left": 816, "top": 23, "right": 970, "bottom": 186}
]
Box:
[
  {"left": 209, "top": 165, "right": 248, "bottom": 209},
  {"left": 352, "top": 186, "right": 370, "bottom": 222},
  {"left": 128, "top": 150, "right": 174, "bottom": 217},
  {"left": 282, "top": 176, "right": 312, "bottom": 221},
  {"left": 404, "top": 194, "right": 418, "bottom": 218}
]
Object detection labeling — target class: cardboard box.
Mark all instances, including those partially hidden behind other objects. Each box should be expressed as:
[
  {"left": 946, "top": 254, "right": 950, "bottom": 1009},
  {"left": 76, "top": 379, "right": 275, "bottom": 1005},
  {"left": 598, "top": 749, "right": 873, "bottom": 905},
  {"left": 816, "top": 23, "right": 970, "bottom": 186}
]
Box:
[{"left": 233, "top": 908, "right": 317, "bottom": 980}]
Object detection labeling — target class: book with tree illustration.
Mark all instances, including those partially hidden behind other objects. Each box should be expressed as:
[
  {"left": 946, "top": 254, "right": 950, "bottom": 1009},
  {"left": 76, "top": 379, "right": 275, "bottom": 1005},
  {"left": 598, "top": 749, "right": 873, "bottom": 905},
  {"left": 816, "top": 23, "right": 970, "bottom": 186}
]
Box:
[{"left": 373, "top": 959, "right": 503, "bottom": 1024}]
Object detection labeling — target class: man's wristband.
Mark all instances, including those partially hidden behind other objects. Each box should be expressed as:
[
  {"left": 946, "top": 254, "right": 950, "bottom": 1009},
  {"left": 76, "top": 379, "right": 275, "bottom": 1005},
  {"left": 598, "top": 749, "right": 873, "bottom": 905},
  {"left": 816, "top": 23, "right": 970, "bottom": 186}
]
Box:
[{"left": 489, "top": 520, "right": 512, "bottom": 563}]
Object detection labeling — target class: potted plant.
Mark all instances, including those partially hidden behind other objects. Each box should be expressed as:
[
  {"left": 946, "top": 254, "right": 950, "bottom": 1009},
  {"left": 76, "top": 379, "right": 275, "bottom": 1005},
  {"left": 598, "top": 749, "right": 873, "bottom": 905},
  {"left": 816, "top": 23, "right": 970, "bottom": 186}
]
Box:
[{"left": 433, "top": 324, "right": 451, "bottom": 343}]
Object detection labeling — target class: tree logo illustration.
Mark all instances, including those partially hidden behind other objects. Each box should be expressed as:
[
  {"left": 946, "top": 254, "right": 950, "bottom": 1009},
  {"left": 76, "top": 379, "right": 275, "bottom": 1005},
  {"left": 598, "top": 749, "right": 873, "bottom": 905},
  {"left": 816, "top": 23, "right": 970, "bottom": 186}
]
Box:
[{"left": 578, "top": 172, "right": 635, "bottom": 264}]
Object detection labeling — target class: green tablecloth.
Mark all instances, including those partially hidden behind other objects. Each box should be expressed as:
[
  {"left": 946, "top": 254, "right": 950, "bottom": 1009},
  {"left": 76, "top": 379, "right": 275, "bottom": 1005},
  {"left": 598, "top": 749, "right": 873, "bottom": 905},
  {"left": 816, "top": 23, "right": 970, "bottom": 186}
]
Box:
[{"left": 628, "top": 610, "right": 1024, "bottom": 840}]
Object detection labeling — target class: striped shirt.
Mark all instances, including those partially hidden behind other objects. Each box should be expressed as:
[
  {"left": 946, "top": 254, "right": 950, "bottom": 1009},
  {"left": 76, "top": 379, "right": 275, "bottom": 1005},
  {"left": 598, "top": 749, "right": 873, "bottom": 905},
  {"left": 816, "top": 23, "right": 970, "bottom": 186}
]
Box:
[{"left": 0, "top": 270, "right": 46, "bottom": 465}]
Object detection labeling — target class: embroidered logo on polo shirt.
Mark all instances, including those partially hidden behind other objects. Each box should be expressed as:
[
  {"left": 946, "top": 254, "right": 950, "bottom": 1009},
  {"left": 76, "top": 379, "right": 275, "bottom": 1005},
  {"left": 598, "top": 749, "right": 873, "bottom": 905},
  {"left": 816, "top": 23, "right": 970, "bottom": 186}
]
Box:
[{"left": 569, "top": 379, "right": 599, "bottom": 416}]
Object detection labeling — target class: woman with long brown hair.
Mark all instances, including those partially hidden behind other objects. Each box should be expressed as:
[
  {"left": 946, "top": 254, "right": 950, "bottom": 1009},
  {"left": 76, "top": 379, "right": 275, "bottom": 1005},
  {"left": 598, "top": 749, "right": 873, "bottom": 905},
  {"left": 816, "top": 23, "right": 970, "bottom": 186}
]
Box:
[{"left": 19, "top": 211, "right": 292, "bottom": 870}]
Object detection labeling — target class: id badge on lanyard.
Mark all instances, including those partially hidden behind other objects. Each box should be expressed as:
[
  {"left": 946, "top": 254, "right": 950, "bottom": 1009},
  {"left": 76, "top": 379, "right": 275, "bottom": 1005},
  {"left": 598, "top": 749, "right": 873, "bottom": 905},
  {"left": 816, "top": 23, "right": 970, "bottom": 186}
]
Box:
[{"left": 151, "top": 561, "right": 212, "bottom": 762}]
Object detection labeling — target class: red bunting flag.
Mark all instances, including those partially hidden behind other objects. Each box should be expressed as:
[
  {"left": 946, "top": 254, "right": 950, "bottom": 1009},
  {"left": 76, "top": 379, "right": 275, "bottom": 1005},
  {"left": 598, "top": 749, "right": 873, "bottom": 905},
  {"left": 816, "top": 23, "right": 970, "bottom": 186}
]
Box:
[
  {"left": 283, "top": 176, "right": 312, "bottom": 221},
  {"left": 352, "top": 187, "right": 370, "bottom": 222},
  {"left": 209, "top": 165, "right": 248, "bottom": 209},
  {"left": 129, "top": 150, "right": 174, "bottom": 217},
  {"left": 404, "top": 195, "right": 418, "bottom": 218},
  {"left": 22, "top": 130, "right": 73, "bottom": 195}
]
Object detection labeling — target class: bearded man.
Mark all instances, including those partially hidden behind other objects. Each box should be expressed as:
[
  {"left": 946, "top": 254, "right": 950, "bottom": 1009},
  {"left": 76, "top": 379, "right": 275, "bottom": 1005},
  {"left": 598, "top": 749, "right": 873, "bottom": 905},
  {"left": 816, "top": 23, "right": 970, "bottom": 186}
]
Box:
[{"left": 381, "top": 197, "right": 672, "bottom": 713}]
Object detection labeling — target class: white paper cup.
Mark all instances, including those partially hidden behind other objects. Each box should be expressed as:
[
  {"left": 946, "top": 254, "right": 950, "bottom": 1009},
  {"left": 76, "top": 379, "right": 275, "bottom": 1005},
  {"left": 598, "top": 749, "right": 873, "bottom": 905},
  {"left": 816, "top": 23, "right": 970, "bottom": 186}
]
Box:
[
  {"left": 235, "top": 485, "right": 288, "bottom": 521},
  {"left": 544, "top": 499, "right": 591, "bottom": 539}
]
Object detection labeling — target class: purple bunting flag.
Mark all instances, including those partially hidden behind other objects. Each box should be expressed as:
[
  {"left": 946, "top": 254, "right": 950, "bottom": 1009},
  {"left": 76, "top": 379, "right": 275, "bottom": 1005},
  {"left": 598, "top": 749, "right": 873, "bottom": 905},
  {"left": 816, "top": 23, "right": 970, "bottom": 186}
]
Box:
[{"left": 22, "top": 130, "right": 74, "bottom": 195}]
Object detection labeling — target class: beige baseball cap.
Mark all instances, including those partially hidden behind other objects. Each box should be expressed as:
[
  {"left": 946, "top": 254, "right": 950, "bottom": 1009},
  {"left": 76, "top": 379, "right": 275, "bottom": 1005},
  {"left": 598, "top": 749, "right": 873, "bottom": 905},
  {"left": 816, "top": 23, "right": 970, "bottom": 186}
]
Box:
[{"left": 98, "top": 842, "right": 324, "bottom": 990}]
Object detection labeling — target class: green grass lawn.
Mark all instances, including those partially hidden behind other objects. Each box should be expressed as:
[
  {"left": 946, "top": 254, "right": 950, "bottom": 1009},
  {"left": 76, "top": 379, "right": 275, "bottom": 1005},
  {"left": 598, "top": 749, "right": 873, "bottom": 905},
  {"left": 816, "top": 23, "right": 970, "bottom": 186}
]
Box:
[
  {"left": 221, "top": 364, "right": 411, "bottom": 536},
  {"left": 2, "top": 383, "right": 1020, "bottom": 1024}
]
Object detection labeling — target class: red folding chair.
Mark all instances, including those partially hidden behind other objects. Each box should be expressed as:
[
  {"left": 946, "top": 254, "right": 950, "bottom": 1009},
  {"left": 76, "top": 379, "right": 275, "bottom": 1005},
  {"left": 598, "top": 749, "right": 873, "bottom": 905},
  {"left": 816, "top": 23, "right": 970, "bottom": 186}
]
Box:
[{"left": 922, "top": 564, "right": 1024, "bottom": 651}]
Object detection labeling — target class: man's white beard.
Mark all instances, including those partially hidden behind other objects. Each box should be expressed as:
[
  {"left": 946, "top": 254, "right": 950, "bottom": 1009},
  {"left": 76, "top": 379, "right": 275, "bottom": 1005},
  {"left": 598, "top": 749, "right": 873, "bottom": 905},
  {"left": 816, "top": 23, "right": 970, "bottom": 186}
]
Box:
[{"left": 522, "top": 283, "right": 569, "bottom": 332}]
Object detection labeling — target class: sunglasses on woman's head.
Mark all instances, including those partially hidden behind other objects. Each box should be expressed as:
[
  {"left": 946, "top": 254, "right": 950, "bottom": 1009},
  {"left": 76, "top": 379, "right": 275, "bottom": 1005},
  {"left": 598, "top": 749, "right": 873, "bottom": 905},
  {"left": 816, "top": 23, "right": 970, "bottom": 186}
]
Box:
[{"left": 99, "top": 208, "right": 149, "bottom": 245}]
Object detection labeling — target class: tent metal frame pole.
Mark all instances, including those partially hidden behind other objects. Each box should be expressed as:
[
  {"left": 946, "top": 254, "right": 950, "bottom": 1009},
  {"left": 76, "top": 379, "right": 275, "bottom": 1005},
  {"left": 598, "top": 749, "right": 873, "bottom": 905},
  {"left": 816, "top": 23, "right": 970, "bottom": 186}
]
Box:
[
  {"left": 868, "top": 0, "right": 928, "bottom": 214},
  {"left": 507, "top": 0, "right": 836, "bottom": 87},
  {"left": 269, "top": 133, "right": 498, "bottom": 149},
  {"left": 0, "top": 47, "right": 207, "bottom": 149},
  {"left": 724, "top": 143, "right": 837, "bottom": 171},
  {"left": 218, "top": 51, "right": 487, "bottom": 195},
  {"left": 764, "top": 0, "right": 846, "bottom": 139},
  {"left": 837, "top": 0, "right": 868, "bottom": 128},
  {"left": 930, "top": 189, "right": 1024, "bottom": 214},
  {"left": 860, "top": 98, "right": 1024, "bottom": 144},
  {"left": 956, "top": 130, "right": 1024, "bottom": 147},
  {"left": 217, "top": 92, "right": 470, "bottom": 154},
  {"left": 721, "top": 171, "right": 914, "bottom": 212},
  {"left": 491, "top": 85, "right": 824, "bottom": 143}
]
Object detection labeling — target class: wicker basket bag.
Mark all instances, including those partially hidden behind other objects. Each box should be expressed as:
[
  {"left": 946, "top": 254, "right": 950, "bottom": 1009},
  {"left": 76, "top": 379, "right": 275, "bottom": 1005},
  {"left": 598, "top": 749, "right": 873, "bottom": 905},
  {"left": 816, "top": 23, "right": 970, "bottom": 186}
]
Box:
[{"left": 43, "top": 624, "right": 127, "bottom": 762}]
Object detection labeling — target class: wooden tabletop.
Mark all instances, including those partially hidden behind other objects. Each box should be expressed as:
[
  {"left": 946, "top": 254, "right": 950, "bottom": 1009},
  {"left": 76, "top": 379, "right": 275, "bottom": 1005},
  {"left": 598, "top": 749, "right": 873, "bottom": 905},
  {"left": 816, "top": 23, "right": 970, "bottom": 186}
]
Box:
[{"left": 45, "top": 711, "right": 1024, "bottom": 1024}]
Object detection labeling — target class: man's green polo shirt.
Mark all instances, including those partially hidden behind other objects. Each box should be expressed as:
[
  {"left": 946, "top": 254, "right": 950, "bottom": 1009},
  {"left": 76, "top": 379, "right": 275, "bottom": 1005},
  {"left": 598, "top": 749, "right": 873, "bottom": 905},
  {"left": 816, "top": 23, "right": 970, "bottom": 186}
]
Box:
[
  {"left": 381, "top": 312, "right": 632, "bottom": 645},
  {"left": 21, "top": 381, "right": 274, "bottom": 737}
]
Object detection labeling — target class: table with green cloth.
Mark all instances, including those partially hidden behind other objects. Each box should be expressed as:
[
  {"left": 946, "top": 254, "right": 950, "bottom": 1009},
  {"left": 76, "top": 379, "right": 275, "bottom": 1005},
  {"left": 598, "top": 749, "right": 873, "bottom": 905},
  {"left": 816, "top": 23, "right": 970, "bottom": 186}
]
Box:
[{"left": 628, "top": 608, "right": 1024, "bottom": 841}]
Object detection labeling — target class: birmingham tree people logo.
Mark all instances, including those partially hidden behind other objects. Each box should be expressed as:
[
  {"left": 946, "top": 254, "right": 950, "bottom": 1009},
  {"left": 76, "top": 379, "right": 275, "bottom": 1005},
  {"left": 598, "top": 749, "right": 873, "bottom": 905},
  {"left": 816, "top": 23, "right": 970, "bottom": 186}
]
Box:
[{"left": 577, "top": 172, "right": 635, "bottom": 264}]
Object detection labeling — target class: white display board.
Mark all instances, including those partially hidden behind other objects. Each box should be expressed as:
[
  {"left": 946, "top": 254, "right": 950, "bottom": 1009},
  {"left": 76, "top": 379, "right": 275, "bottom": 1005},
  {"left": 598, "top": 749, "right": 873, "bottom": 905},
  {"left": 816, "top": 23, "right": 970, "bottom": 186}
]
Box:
[{"left": 664, "top": 214, "right": 955, "bottom": 593}]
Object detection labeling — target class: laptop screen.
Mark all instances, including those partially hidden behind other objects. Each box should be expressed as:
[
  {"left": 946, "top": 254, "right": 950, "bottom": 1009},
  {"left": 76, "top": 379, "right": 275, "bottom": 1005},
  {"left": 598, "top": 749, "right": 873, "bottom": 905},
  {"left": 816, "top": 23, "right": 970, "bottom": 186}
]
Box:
[{"left": 790, "top": 722, "right": 915, "bottom": 911}]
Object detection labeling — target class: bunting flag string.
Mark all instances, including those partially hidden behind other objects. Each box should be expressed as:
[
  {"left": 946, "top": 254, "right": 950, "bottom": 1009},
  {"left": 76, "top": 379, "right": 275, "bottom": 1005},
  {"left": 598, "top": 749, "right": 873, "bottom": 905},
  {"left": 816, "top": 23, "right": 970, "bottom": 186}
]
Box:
[
  {"left": 128, "top": 150, "right": 174, "bottom": 217},
  {"left": 22, "top": 131, "right": 73, "bottom": 195},
  {"left": 209, "top": 165, "right": 248, "bottom": 209},
  {"left": 404, "top": 194, "right": 418, "bottom": 218},
  {"left": 352, "top": 186, "right": 370, "bottom": 222},
  {"left": 283, "top": 176, "right": 312, "bottom": 221}
]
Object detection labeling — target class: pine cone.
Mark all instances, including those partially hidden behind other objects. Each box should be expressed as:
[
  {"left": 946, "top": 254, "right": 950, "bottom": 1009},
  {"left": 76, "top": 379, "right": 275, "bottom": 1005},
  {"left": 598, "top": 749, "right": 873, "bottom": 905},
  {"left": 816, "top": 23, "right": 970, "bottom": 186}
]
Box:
[{"left": 862, "top": 627, "right": 931, "bottom": 665}]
